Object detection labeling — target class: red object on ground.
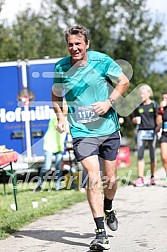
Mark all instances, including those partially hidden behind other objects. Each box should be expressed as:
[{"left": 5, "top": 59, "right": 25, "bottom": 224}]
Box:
[
  {"left": 116, "top": 146, "right": 130, "bottom": 168},
  {"left": 0, "top": 151, "right": 18, "bottom": 210},
  {"left": 0, "top": 151, "right": 18, "bottom": 166}
]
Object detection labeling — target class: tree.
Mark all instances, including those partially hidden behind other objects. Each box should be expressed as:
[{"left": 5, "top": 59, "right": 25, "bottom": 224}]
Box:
[
  {"left": 1, "top": 0, "right": 166, "bottom": 79},
  {"left": 42, "top": 0, "right": 166, "bottom": 138},
  {"left": 110, "top": 0, "right": 166, "bottom": 88},
  {"left": 62, "top": 0, "right": 166, "bottom": 88},
  {"left": 38, "top": 0, "right": 166, "bottom": 88},
  {"left": 0, "top": 0, "right": 4, "bottom": 13},
  {"left": 11, "top": 7, "right": 67, "bottom": 60},
  {"left": 0, "top": 0, "right": 166, "bottom": 138},
  {"left": 0, "top": 4, "right": 68, "bottom": 61},
  {"left": 0, "top": 0, "right": 17, "bottom": 61}
]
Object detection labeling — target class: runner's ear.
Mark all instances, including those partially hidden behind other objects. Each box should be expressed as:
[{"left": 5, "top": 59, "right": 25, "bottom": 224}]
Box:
[{"left": 86, "top": 40, "right": 90, "bottom": 49}]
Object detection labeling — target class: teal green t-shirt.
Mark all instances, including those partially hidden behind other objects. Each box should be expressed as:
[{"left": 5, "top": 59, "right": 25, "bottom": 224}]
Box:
[{"left": 53, "top": 50, "right": 122, "bottom": 138}]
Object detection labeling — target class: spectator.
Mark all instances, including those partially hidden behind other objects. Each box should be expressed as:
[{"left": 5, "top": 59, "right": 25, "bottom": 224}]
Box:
[
  {"left": 35, "top": 99, "right": 68, "bottom": 192},
  {"left": 156, "top": 90, "right": 167, "bottom": 186},
  {"left": 34, "top": 117, "right": 67, "bottom": 191}
]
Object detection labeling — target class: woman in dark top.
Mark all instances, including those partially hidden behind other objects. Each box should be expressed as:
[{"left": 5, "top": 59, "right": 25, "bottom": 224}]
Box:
[
  {"left": 132, "top": 84, "right": 158, "bottom": 187},
  {"left": 156, "top": 90, "right": 167, "bottom": 187}
]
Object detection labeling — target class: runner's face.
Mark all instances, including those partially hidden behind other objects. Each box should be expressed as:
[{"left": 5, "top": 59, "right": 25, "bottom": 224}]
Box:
[{"left": 67, "top": 34, "right": 89, "bottom": 64}]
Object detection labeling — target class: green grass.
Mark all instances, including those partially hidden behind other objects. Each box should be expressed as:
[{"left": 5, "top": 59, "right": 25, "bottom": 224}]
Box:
[
  {"left": 0, "top": 184, "right": 87, "bottom": 240},
  {"left": 0, "top": 151, "right": 162, "bottom": 240}
]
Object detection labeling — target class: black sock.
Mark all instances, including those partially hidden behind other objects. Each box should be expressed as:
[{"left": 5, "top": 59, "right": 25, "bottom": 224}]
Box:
[
  {"left": 104, "top": 197, "right": 113, "bottom": 212},
  {"left": 94, "top": 217, "right": 105, "bottom": 230}
]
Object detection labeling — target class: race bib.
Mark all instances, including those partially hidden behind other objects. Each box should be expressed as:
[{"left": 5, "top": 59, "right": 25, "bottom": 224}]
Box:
[
  {"left": 141, "top": 130, "right": 154, "bottom": 140},
  {"left": 163, "top": 121, "right": 167, "bottom": 132},
  {"left": 75, "top": 105, "right": 99, "bottom": 123}
]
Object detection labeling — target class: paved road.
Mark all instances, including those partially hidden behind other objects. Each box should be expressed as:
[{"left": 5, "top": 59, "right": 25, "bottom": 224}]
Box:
[{"left": 0, "top": 168, "right": 167, "bottom": 252}]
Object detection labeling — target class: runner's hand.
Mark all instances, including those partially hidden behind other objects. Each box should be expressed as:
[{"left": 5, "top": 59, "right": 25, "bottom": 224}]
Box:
[
  {"left": 91, "top": 100, "right": 111, "bottom": 115},
  {"left": 56, "top": 119, "right": 68, "bottom": 133}
]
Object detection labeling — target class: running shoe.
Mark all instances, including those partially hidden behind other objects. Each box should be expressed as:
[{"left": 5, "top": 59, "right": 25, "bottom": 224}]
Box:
[
  {"left": 105, "top": 209, "right": 118, "bottom": 231},
  {"left": 150, "top": 176, "right": 156, "bottom": 186},
  {"left": 134, "top": 177, "right": 144, "bottom": 187},
  {"left": 90, "top": 229, "right": 110, "bottom": 251}
]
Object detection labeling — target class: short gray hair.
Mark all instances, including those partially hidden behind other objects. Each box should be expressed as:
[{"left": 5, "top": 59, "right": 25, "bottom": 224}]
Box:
[{"left": 64, "top": 25, "right": 89, "bottom": 44}]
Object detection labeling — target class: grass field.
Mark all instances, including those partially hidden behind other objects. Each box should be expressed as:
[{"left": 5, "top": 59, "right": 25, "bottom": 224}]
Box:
[{"left": 0, "top": 151, "right": 162, "bottom": 240}]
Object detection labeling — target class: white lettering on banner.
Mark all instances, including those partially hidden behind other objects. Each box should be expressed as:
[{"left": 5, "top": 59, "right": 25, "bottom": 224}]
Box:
[
  {"left": 36, "top": 106, "right": 45, "bottom": 120},
  {"left": 5, "top": 111, "right": 15, "bottom": 122},
  {"left": 0, "top": 106, "right": 55, "bottom": 123},
  {"left": 15, "top": 107, "right": 22, "bottom": 122},
  {"left": 0, "top": 108, "right": 6, "bottom": 122}
]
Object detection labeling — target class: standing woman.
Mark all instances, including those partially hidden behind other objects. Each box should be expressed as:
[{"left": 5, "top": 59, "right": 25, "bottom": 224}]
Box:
[
  {"left": 156, "top": 90, "right": 167, "bottom": 186},
  {"left": 132, "top": 84, "right": 158, "bottom": 187}
]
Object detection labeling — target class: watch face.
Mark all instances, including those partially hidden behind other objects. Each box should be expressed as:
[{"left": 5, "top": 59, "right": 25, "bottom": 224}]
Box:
[{"left": 109, "top": 98, "right": 115, "bottom": 105}]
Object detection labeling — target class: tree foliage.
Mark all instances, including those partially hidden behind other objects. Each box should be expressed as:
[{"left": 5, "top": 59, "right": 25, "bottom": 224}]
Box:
[
  {"left": 0, "top": 0, "right": 167, "bottom": 137},
  {"left": 0, "top": 0, "right": 166, "bottom": 78}
]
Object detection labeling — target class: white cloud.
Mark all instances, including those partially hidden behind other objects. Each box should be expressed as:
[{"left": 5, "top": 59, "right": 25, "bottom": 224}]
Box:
[
  {"left": 147, "top": 0, "right": 167, "bottom": 13},
  {"left": 0, "top": 0, "right": 42, "bottom": 23}
]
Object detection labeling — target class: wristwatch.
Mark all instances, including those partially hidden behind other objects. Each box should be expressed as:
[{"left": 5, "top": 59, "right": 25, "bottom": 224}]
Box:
[{"left": 108, "top": 97, "right": 115, "bottom": 107}]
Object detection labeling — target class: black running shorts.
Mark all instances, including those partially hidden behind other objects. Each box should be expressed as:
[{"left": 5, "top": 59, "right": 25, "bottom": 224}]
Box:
[
  {"left": 161, "top": 132, "right": 167, "bottom": 143},
  {"left": 72, "top": 131, "right": 120, "bottom": 161}
]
